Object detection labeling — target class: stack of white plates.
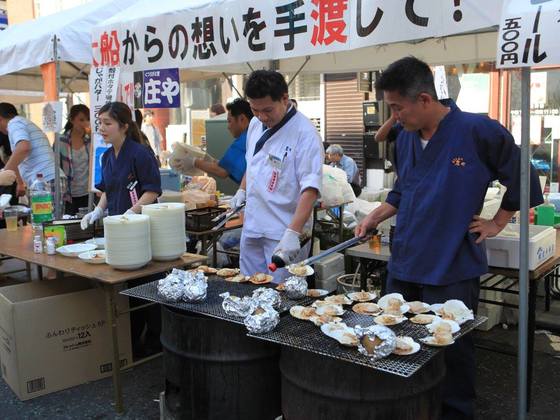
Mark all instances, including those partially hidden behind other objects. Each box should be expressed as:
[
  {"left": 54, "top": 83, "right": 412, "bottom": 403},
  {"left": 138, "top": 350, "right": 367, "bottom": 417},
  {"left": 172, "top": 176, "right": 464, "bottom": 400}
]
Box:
[
  {"left": 142, "top": 203, "right": 186, "bottom": 261},
  {"left": 104, "top": 214, "right": 151, "bottom": 270}
]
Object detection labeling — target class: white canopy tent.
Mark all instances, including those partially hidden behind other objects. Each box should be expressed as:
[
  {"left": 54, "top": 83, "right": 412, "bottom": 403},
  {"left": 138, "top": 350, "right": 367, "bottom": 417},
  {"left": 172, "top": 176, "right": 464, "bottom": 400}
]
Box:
[
  {"left": 0, "top": 0, "right": 141, "bottom": 91},
  {"left": 95, "top": 0, "right": 502, "bottom": 75},
  {"left": 0, "top": 0, "right": 142, "bottom": 217}
]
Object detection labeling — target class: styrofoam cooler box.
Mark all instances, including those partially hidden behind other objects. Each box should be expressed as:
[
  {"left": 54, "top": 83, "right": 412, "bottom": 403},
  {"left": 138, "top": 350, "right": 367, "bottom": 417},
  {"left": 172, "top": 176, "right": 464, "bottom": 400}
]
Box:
[
  {"left": 314, "top": 252, "right": 345, "bottom": 281},
  {"left": 476, "top": 303, "right": 503, "bottom": 331},
  {"left": 315, "top": 272, "right": 340, "bottom": 292},
  {"left": 485, "top": 224, "right": 556, "bottom": 270}
]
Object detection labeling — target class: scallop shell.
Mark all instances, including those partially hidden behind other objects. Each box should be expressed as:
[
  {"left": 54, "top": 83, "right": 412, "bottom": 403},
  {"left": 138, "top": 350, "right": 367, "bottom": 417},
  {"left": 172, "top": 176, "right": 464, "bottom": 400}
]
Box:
[
  {"left": 407, "top": 301, "right": 431, "bottom": 314},
  {"left": 225, "top": 274, "right": 249, "bottom": 283},
  {"left": 352, "top": 302, "right": 382, "bottom": 316},
  {"left": 441, "top": 299, "right": 474, "bottom": 325},
  {"left": 373, "top": 314, "right": 406, "bottom": 326},
  {"left": 347, "top": 291, "right": 377, "bottom": 302},
  {"left": 315, "top": 304, "right": 345, "bottom": 316},
  {"left": 324, "top": 294, "right": 353, "bottom": 305},
  {"left": 249, "top": 273, "right": 273, "bottom": 285},
  {"left": 427, "top": 317, "right": 460, "bottom": 334},
  {"left": 306, "top": 289, "right": 329, "bottom": 298},
  {"left": 320, "top": 322, "right": 358, "bottom": 347},
  {"left": 393, "top": 336, "right": 421, "bottom": 356},
  {"left": 378, "top": 293, "right": 409, "bottom": 315},
  {"left": 216, "top": 268, "right": 240, "bottom": 277},
  {"left": 289, "top": 305, "right": 317, "bottom": 320},
  {"left": 420, "top": 335, "right": 455, "bottom": 347},
  {"left": 288, "top": 264, "right": 314, "bottom": 277},
  {"left": 409, "top": 314, "right": 437, "bottom": 325},
  {"left": 310, "top": 314, "right": 342, "bottom": 326}
]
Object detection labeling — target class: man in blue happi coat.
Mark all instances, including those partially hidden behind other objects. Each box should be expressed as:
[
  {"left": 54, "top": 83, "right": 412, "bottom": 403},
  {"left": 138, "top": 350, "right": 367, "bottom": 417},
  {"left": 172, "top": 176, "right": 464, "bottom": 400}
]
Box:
[{"left": 356, "top": 57, "right": 543, "bottom": 419}]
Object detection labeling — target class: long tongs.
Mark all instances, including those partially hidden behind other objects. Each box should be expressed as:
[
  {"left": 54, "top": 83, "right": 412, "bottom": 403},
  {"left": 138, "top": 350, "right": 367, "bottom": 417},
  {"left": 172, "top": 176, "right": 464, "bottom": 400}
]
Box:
[
  {"left": 299, "top": 229, "right": 378, "bottom": 266},
  {"left": 211, "top": 203, "right": 245, "bottom": 231}
]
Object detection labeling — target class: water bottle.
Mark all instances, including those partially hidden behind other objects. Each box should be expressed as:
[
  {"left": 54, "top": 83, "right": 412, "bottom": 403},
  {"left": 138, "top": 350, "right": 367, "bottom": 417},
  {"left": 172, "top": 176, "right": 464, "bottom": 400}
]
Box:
[{"left": 30, "top": 173, "right": 53, "bottom": 238}]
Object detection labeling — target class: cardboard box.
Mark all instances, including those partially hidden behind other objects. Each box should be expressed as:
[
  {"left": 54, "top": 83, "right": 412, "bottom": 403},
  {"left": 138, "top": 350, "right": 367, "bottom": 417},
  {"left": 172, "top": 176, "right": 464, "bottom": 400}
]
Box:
[{"left": 0, "top": 278, "right": 132, "bottom": 400}]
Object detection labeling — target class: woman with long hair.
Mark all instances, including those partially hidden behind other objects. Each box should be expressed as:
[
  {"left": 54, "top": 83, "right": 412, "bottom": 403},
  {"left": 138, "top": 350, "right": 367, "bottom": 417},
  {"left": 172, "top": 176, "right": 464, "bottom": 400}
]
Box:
[
  {"left": 59, "top": 104, "right": 91, "bottom": 215},
  {"left": 80, "top": 102, "right": 161, "bottom": 224}
]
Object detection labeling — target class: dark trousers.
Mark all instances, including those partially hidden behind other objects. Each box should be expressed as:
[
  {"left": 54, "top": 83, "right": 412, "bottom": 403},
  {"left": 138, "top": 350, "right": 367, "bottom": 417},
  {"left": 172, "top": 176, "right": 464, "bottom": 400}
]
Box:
[
  {"left": 64, "top": 195, "right": 90, "bottom": 216},
  {"left": 386, "top": 275, "right": 479, "bottom": 420},
  {"left": 128, "top": 275, "right": 162, "bottom": 357}
]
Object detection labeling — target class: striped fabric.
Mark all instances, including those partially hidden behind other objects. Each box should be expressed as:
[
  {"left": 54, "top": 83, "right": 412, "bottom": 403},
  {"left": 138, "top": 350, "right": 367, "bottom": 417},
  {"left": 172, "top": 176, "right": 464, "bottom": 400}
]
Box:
[
  {"left": 59, "top": 130, "right": 90, "bottom": 202},
  {"left": 8, "top": 116, "right": 55, "bottom": 185}
]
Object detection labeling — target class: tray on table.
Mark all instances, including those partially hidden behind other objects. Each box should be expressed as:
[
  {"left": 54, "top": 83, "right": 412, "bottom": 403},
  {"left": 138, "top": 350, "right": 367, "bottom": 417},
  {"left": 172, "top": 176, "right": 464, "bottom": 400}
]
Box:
[
  {"left": 120, "top": 275, "right": 317, "bottom": 325},
  {"left": 247, "top": 311, "right": 487, "bottom": 378}
]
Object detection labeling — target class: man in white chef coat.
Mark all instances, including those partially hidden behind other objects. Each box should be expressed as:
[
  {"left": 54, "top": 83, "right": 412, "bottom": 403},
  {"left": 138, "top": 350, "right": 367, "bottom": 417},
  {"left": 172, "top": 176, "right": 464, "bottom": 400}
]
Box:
[{"left": 229, "top": 70, "right": 323, "bottom": 283}]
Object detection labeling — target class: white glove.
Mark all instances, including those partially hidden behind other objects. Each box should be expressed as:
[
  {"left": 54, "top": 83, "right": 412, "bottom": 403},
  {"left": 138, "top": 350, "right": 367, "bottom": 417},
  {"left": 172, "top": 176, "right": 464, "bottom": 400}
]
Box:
[
  {"left": 124, "top": 209, "right": 136, "bottom": 215},
  {"left": 230, "top": 189, "right": 246, "bottom": 210},
  {"left": 0, "top": 194, "right": 12, "bottom": 209},
  {"left": 0, "top": 169, "right": 16, "bottom": 186},
  {"left": 273, "top": 228, "right": 301, "bottom": 265},
  {"left": 171, "top": 154, "right": 197, "bottom": 174},
  {"left": 80, "top": 206, "right": 104, "bottom": 230}
]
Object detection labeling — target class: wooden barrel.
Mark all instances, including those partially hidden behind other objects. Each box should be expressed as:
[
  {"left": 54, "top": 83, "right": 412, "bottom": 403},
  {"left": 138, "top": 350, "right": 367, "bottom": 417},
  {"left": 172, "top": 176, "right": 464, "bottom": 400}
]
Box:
[
  {"left": 161, "top": 306, "right": 281, "bottom": 420},
  {"left": 280, "top": 347, "right": 445, "bottom": 420}
]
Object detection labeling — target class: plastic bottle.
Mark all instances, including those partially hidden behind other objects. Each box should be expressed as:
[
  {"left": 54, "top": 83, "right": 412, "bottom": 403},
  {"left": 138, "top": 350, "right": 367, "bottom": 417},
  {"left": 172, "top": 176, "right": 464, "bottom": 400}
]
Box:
[{"left": 30, "top": 173, "right": 53, "bottom": 239}]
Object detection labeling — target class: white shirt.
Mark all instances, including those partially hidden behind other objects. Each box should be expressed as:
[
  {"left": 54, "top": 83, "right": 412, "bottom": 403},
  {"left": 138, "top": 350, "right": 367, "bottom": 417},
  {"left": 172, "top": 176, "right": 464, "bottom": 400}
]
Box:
[
  {"left": 244, "top": 111, "right": 324, "bottom": 240},
  {"left": 8, "top": 116, "right": 55, "bottom": 185}
]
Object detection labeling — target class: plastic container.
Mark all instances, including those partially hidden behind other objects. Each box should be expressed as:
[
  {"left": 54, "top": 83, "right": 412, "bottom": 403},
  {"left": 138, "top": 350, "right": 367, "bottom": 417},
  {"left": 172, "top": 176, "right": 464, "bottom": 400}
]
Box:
[
  {"left": 485, "top": 223, "right": 556, "bottom": 270},
  {"left": 185, "top": 207, "right": 226, "bottom": 232},
  {"left": 30, "top": 173, "right": 53, "bottom": 231}
]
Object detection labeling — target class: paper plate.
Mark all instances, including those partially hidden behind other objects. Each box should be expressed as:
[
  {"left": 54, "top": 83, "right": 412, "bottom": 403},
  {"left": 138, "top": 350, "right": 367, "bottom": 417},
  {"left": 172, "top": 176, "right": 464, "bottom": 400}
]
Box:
[
  {"left": 86, "top": 237, "right": 106, "bottom": 249},
  {"left": 56, "top": 243, "right": 97, "bottom": 257},
  {"left": 78, "top": 250, "right": 106, "bottom": 264}
]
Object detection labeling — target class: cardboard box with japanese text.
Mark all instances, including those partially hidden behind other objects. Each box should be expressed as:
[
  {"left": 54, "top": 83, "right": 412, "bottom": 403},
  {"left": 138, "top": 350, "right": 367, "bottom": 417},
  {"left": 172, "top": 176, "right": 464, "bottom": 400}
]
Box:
[{"left": 0, "top": 278, "right": 132, "bottom": 400}]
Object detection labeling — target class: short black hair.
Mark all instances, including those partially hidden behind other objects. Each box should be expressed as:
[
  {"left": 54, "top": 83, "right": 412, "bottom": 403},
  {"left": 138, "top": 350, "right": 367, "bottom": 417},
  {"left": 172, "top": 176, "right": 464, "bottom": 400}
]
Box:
[
  {"left": 245, "top": 70, "right": 288, "bottom": 102},
  {"left": 0, "top": 103, "right": 18, "bottom": 118},
  {"left": 375, "top": 56, "right": 437, "bottom": 100},
  {"left": 226, "top": 98, "right": 254, "bottom": 120}
]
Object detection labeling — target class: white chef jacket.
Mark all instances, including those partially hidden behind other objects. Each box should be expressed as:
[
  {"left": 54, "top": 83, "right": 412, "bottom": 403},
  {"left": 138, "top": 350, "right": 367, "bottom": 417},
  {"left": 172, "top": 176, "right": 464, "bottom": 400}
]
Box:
[{"left": 243, "top": 110, "right": 323, "bottom": 241}]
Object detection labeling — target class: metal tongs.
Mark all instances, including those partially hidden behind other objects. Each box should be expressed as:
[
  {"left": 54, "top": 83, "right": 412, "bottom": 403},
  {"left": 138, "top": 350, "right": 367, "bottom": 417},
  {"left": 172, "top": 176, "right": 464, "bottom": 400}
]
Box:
[
  {"left": 297, "top": 229, "right": 378, "bottom": 267},
  {"left": 211, "top": 203, "right": 245, "bottom": 231},
  {"left": 269, "top": 229, "right": 378, "bottom": 271}
]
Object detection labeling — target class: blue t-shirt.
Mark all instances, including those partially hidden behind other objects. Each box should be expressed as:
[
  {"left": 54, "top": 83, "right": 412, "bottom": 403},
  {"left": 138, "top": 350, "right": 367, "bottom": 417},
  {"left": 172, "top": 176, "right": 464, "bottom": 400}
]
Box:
[
  {"left": 218, "top": 130, "right": 247, "bottom": 184},
  {"left": 95, "top": 138, "right": 161, "bottom": 215}
]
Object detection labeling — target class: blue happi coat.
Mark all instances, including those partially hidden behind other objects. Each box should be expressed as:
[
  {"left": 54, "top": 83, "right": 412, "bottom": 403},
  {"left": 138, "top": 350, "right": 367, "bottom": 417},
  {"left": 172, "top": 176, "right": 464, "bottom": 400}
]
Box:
[{"left": 386, "top": 100, "right": 543, "bottom": 286}]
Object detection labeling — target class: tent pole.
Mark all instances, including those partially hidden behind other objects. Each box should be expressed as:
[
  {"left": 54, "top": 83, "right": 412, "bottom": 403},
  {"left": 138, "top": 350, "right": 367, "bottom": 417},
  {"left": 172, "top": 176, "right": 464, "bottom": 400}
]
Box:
[
  {"left": 287, "top": 55, "right": 310, "bottom": 87},
  {"left": 52, "top": 35, "right": 62, "bottom": 219},
  {"left": 221, "top": 72, "right": 243, "bottom": 98},
  {"left": 518, "top": 66, "right": 530, "bottom": 420}
]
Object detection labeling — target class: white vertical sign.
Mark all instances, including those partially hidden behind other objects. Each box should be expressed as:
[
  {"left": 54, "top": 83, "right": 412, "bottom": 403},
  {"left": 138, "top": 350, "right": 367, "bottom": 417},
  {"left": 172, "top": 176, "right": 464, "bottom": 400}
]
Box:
[{"left": 88, "top": 66, "right": 120, "bottom": 191}]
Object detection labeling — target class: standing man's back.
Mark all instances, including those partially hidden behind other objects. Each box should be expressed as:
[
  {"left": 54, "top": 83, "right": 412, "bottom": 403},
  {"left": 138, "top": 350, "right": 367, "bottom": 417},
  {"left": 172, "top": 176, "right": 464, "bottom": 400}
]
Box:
[{"left": 0, "top": 103, "right": 55, "bottom": 196}]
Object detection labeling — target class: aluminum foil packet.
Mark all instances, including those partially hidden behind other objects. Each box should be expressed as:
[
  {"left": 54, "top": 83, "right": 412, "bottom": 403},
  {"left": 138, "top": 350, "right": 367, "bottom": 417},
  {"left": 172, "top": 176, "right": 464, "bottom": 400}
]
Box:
[
  {"left": 157, "top": 270, "right": 186, "bottom": 302},
  {"left": 355, "top": 325, "right": 397, "bottom": 361},
  {"left": 183, "top": 270, "right": 208, "bottom": 302},
  {"left": 244, "top": 304, "right": 280, "bottom": 334},
  {"left": 284, "top": 276, "right": 308, "bottom": 300},
  {"left": 220, "top": 292, "right": 256, "bottom": 317},
  {"left": 252, "top": 287, "right": 282, "bottom": 309}
]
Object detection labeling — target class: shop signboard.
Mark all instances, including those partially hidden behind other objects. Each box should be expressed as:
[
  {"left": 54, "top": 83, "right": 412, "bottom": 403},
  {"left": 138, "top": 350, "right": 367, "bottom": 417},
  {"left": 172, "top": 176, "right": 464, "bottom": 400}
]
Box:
[
  {"left": 88, "top": 66, "right": 120, "bottom": 191},
  {"left": 496, "top": 0, "right": 560, "bottom": 68},
  {"left": 133, "top": 68, "right": 180, "bottom": 109},
  {"left": 92, "top": 0, "right": 503, "bottom": 72}
]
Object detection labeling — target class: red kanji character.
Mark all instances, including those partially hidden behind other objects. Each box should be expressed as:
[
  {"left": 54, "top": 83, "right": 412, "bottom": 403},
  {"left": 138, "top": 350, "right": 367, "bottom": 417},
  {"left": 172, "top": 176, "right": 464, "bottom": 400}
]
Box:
[
  {"left": 311, "top": 0, "right": 348, "bottom": 46},
  {"left": 91, "top": 40, "right": 100, "bottom": 67}
]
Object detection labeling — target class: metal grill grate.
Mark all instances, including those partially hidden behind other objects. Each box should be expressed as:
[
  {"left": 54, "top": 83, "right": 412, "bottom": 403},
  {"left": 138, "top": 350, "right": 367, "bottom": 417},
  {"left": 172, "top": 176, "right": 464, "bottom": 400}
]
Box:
[
  {"left": 248, "top": 312, "right": 487, "bottom": 378},
  {"left": 121, "top": 276, "right": 316, "bottom": 325}
]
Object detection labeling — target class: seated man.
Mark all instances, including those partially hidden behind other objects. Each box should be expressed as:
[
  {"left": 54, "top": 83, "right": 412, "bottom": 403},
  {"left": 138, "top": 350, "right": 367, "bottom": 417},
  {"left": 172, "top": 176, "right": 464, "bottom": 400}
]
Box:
[
  {"left": 173, "top": 98, "right": 253, "bottom": 185},
  {"left": 326, "top": 144, "right": 362, "bottom": 197}
]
